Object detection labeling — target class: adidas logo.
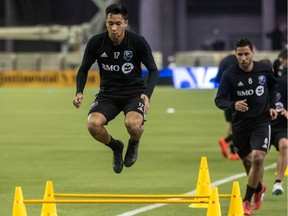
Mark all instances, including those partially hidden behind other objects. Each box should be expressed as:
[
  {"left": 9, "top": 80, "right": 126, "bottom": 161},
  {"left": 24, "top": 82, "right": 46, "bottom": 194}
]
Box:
[
  {"left": 237, "top": 81, "right": 244, "bottom": 86},
  {"left": 101, "top": 52, "right": 108, "bottom": 57},
  {"left": 262, "top": 143, "right": 268, "bottom": 149}
]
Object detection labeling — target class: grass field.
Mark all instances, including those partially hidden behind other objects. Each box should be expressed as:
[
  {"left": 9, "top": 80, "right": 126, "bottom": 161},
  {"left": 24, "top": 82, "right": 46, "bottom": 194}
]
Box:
[{"left": 0, "top": 86, "right": 287, "bottom": 216}]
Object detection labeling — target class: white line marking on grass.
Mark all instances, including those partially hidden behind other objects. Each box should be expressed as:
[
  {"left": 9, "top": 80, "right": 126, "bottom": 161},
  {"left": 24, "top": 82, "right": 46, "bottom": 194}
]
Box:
[{"left": 117, "top": 163, "right": 276, "bottom": 216}]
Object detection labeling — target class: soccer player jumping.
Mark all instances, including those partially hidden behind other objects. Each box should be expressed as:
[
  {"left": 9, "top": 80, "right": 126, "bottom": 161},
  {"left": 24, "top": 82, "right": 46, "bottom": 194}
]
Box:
[{"left": 73, "top": 4, "right": 158, "bottom": 174}]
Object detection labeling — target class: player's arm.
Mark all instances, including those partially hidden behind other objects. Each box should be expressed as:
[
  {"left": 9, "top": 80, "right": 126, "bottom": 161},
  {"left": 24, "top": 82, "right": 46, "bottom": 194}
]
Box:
[
  {"left": 73, "top": 36, "right": 97, "bottom": 108},
  {"left": 214, "top": 72, "right": 235, "bottom": 110},
  {"left": 138, "top": 37, "right": 159, "bottom": 99}
]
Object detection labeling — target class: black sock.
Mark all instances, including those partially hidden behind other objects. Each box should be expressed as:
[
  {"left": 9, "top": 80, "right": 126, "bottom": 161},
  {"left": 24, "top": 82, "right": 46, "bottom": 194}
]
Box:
[
  {"left": 107, "top": 137, "right": 121, "bottom": 151},
  {"left": 225, "top": 134, "right": 233, "bottom": 143},
  {"left": 230, "top": 144, "right": 236, "bottom": 153},
  {"left": 243, "top": 185, "right": 256, "bottom": 202},
  {"left": 129, "top": 138, "right": 139, "bottom": 146},
  {"left": 255, "top": 182, "right": 262, "bottom": 193},
  {"left": 274, "top": 179, "right": 282, "bottom": 183}
]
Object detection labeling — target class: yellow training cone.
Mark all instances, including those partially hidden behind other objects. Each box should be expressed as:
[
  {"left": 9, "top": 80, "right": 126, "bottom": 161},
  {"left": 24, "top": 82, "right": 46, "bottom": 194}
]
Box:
[
  {"left": 228, "top": 181, "right": 244, "bottom": 216},
  {"left": 284, "top": 166, "right": 288, "bottom": 176},
  {"left": 41, "top": 181, "right": 58, "bottom": 216},
  {"left": 12, "top": 187, "right": 27, "bottom": 216},
  {"left": 189, "top": 156, "right": 211, "bottom": 208},
  {"left": 206, "top": 187, "right": 221, "bottom": 216}
]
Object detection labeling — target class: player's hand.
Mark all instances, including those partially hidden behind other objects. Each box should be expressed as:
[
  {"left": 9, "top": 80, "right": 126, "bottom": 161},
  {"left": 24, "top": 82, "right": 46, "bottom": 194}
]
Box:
[
  {"left": 235, "top": 99, "right": 249, "bottom": 112},
  {"left": 140, "top": 94, "right": 149, "bottom": 114},
  {"left": 269, "top": 108, "right": 278, "bottom": 120},
  {"left": 73, "top": 93, "right": 83, "bottom": 108},
  {"left": 279, "top": 108, "right": 288, "bottom": 119}
]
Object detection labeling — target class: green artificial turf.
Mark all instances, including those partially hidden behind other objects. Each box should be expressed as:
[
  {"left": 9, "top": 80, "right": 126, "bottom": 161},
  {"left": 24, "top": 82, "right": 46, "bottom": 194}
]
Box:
[{"left": 0, "top": 86, "right": 286, "bottom": 216}]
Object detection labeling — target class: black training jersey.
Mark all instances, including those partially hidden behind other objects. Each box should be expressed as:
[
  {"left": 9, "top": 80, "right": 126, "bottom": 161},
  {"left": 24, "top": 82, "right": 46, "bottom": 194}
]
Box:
[
  {"left": 76, "top": 31, "right": 159, "bottom": 98},
  {"left": 272, "top": 77, "right": 287, "bottom": 129},
  {"left": 215, "top": 61, "right": 277, "bottom": 130},
  {"left": 215, "top": 54, "right": 238, "bottom": 83}
]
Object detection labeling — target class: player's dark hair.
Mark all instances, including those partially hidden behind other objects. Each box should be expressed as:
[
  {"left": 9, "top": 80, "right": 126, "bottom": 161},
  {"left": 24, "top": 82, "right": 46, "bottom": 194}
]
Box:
[
  {"left": 105, "top": 4, "right": 128, "bottom": 20},
  {"left": 234, "top": 38, "right": 254, "bottom": 51},
  {"left": 259, "top": 59, "right": 273, "bottom": 67}
]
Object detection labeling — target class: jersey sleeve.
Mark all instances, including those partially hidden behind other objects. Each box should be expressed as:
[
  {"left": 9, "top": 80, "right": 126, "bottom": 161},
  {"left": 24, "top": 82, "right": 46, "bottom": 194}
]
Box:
[
  {"left": 137, "top": 37, "right": 159, "bottom": 99},
  {"left": 76, "top": 36, "right": 98, "bottom": 94},
  {"left": 214, "top": 71, "right": 235, "bottom": 110}
]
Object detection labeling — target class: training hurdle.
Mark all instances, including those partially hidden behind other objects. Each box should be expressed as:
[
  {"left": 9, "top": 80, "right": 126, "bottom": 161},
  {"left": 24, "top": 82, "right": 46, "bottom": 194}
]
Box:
[{"left": 12, "top": 157, "right": 244, "bottom": 216}]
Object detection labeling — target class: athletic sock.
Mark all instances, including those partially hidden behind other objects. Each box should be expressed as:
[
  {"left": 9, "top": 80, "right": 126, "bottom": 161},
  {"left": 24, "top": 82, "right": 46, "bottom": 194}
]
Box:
[
  {"left": 255, "top": 182, "right": 262, "bottom": 193},
  {"left": 225, "top": 134, "right": 233, "bottom": 143},
  {"left": 243, "top": 185, "right": 256, "bottom": 202},
  {"left": 129, "top": 138, "right": 139, "bottom": 146},
  {"left": 229, "top": 144, "right": 236, "bottom": 153},
  {"left": 274, "top": 179, "right": 282, "bottom": 183},
  {"left": 107, "top": 137, "right": 121, "bottom": 151}
]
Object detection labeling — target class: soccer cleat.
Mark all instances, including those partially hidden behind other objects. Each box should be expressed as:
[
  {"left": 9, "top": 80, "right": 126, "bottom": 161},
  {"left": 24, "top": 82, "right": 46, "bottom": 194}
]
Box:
[
  {"left": 229, "top": 153, "right": 240, "bottom": 160},
  {"left": 272, "top": 182, "right": 284, "bottom": 196},
  {"left": 253, "top": 183, "right": 266, "bottom": 210},
  {"left": 112, "top": 140, "right": 124, "bottom": 174},
  {"left": 243, "top": 200, "right": 252, "bottom": 215},
  {"left": 124, "top": 139, "right": 139, "bottom": 167},
  {"left": 218, "top": 138, "right": 229, "bottom": 158}
]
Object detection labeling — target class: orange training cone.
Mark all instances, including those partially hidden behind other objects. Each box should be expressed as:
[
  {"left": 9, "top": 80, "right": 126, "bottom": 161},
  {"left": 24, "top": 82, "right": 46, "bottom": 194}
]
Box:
[
  {"left": 12, "top": 187, "right": 28, "bottom": 216},
  {"left": 189, "top": 156, "right": 211, "bottom": 208},
  {"left": 228, "top": 181, "right": 244, "bottom": 216},
  {"left": 41, "top": 181, "right": 58, "bottom": 216},
  {"left": 206, "top": 187, "right": 221, "bottom": 216}
]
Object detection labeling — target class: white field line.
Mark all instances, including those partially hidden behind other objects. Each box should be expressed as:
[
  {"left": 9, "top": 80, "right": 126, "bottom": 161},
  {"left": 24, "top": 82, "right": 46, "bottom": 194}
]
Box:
[{"left": 117, "top": 163, "right": 276, "bottom": 216}]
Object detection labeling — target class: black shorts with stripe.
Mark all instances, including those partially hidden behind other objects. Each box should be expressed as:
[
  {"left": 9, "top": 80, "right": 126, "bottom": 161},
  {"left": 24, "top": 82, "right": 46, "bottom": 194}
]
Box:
[
  {"left": 232, "top": 122, "right": 271, "bottom": 158},
  {"left": 88, "top": 94, "right": 145, "bottom": 124}
]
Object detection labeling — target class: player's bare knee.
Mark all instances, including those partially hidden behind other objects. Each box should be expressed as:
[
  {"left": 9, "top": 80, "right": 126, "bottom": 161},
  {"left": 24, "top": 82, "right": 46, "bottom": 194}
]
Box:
[
  {"left": 279, "top": 139, "right": 288, "bottom": 153},
  {"left": 87, "top": 118, "right": 103, "bottom": 134},
  {"left": 125, "top": 118, "right": 142, "bottom": 133},
  {"left": 252, "top": 155, "right": 265, "bottom": 167}
]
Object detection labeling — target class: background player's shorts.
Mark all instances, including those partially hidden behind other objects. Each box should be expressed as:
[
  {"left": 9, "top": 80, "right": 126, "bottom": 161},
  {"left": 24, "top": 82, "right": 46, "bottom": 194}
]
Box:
[
  {"left": 224, "top": 108, "right": 232, "bottom": 122},
  {"left": 88, "top": 94, "right": 145, "bottom": 124},
  {"left": 232, "top": 122, "right": 271, "bottom": 158},
  {"left": 270, "top": 128, "right": 287, "bottom": 151}
]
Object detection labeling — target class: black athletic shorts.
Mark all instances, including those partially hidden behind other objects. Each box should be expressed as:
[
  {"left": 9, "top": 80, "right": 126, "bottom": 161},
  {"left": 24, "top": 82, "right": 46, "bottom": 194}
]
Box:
[
  {"left": 270, "top": 128, "right": 287, "bottom": 151},
  {"left": 88, "top": 94, "right": 145, "bottom": 124},
  {"left": 224, "top": 108, "right": 232, "bottom": 122},
  {"left": 232, "top": 122, "right": 271, "bottom": 158}
]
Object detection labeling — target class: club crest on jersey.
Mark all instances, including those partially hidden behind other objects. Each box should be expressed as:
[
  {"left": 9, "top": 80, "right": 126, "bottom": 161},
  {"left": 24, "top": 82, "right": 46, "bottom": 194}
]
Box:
[
  {"left": 258, "top": 75, "right": 266, "bottom": 85},
  {"left": 276, "top": 92, "right": 281, "bottom": 102},
  {"left": 123, "top": 50, "right": 133, "bottom": 61}
]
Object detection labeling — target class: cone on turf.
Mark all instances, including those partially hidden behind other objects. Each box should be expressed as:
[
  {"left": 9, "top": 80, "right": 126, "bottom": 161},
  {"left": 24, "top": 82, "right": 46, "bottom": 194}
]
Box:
[
  {"left": 12, "top": 187, "right": 28, "bottom": 216},
  {"left": 285, "top": 166, "right": 288, "bottom": 176},
  {"left": 189, "top": 156, "right": 211, "bottom": 208},
  {"left": 206, "top": 187, "right": 221, "bottom": 216},
  {"left": 228, "top": 181, "right": 243, "bottom": 216},
  {"left": 41, "top": 181, "right": 58, "bottom": 216}
]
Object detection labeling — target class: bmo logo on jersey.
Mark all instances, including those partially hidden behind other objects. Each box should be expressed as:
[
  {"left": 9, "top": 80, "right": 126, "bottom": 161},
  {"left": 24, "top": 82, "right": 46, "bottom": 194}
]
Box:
[
  {"left": 237, "top": 86, "right": 264, "bottom": 97},
  {"left": 102, "top": 63, "right": 120, "bottom": 71},
  {"left": 122, "top": 63, "right": 134, "bottom": 74},
  {"left": 255, "top": 85, "right": 264, "bottom": 96},
  {"left": 237, "top": 89, "right": 254, "bottom": 96}
]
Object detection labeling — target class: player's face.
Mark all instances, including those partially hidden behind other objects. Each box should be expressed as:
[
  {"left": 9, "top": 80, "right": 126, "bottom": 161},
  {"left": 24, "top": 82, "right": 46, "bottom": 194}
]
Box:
[
  {"left": 106, "top": 13, "right": 128, "bottom": 45},
  {"left": 236, "top": 46, "right": 254, "bottom": 71}
]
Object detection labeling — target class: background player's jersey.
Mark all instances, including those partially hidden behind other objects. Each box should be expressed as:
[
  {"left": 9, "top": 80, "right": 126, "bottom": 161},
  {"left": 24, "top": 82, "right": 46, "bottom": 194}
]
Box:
[
  {"left": 76, "top": 31, "right": 158, "bottom": 98},
  {"left": 272, "top": 77, "right": 287, "bottom": 129},
  {"left": 215, "top": 61, "right": 277, "bottom": 130}
]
